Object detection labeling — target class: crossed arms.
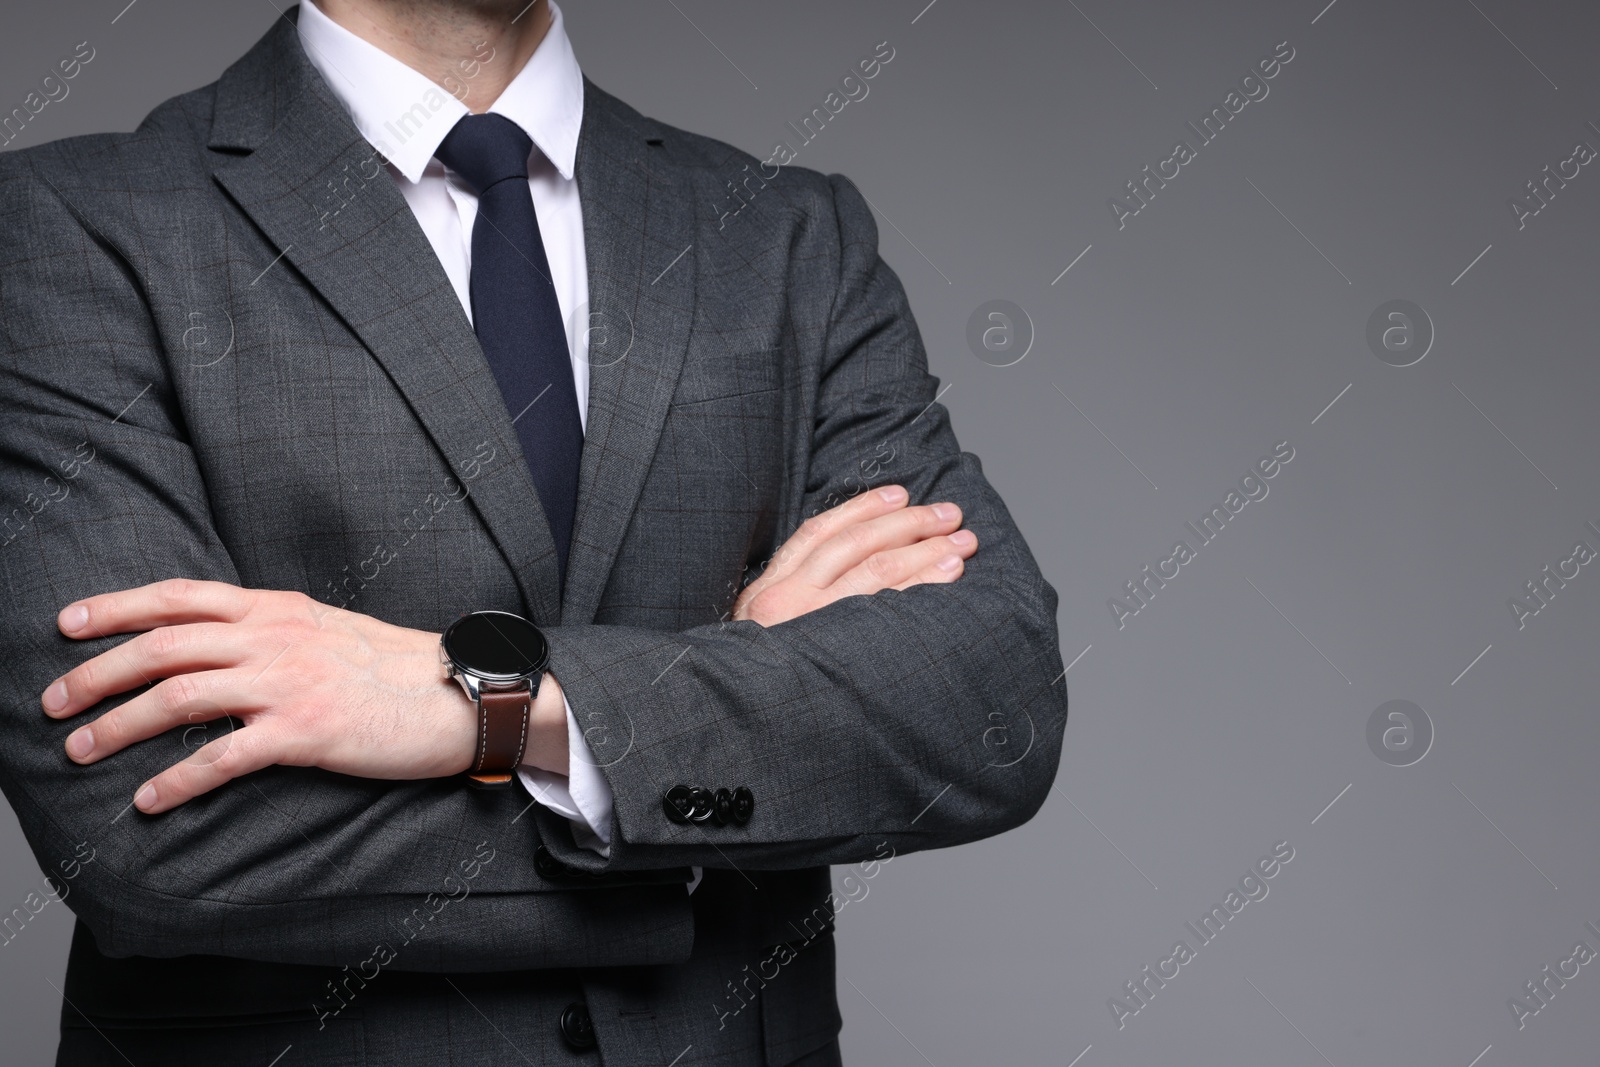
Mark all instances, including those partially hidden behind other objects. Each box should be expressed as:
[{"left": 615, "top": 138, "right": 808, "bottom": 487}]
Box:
[
  {"left": 38, "top": 484, "right": 981, "bottom": 816},
  {"left": 0, "top": 153, "right": 1067, "bottom": 968}
]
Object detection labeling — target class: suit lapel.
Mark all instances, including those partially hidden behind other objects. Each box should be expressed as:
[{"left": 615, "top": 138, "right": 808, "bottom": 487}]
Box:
[
  {"left": 204, "top": 20, "right": 695, "bottom": 628},
  {"left": 207, "top": 14, "right": 565, "bottom": 625},
  {"left": 559, "top": 83, "right": 696, "bottom": 625}
]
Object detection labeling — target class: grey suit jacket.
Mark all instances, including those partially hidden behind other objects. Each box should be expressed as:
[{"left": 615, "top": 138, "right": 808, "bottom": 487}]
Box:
[{"left": 0, "top": 10, "right": 1066, "bottom": 1066}]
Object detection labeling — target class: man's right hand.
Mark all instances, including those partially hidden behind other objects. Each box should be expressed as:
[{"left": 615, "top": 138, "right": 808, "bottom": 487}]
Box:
[{"left": 732, "top": 485, "right": 976, "bottom": 627}]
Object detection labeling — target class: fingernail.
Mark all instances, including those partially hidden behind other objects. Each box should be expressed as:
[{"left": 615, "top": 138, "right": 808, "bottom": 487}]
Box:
[
  {"left": 937, "top": 554, "right": 962, "bottom": 572},
  {"left": 878, "top": 486, "right": 907, "bottom": 504},
  {"left": 134, "top": 784, "right": 158, "bottom": 812},
  {"left": 933, "top": 503, "right": 958, "bottom": 521},
  {"left": 42, "top": 680, "right": 68, "bottom": 713},
  {"left": 66, "top": 728, "right": 93, "bottom": 760},
  {"left": 59, "top": 605, "right": 88, "bottom": 633},
  {"left": 949, "top": 530, "right": 976, "bottom": 547}
]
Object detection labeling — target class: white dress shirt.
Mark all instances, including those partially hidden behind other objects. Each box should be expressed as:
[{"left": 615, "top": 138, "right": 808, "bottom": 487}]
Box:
[{"left": 297, "top": 0, "right": 614, "bottom": 855}]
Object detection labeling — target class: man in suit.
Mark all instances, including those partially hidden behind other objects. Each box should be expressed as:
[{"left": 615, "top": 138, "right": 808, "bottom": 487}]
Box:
[{"left": 0, "top": 1, "right": 1067, "bottom": 1063}]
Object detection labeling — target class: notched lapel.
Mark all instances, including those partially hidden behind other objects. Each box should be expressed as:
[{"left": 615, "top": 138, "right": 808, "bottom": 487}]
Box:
[
  {"left": 205, "top": 14, "right": 564, "bottom": 625},
  {"left": 560, "top": 82, "right": 697, "bottom": 625}
]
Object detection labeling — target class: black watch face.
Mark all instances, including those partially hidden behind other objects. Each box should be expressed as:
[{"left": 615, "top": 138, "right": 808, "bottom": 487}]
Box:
[{"left": 443, "top": 611, "right": 549, "bottom": 682}]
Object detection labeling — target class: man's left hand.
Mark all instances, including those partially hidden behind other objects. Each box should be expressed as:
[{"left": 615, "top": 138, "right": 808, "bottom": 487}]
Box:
[{"left": 40, "top": 579, "right": 566, "bottom": 814}]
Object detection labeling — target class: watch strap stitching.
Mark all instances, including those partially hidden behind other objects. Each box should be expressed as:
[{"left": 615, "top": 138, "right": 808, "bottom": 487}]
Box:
[
  {"left": 474, "top": 694, "right": 491, "bottom": 772},
  {"left": 472, "top": 688, "right": 533, "bottom": 777}
]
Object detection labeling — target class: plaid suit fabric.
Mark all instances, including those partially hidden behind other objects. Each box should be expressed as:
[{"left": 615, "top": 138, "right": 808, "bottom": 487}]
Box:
[{"left": 0, "top": 9, "right": 1065, "bottom": 1065}]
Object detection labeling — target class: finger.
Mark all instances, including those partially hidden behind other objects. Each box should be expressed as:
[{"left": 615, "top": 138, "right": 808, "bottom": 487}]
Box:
[
  {"left": 892, "top": 551, "right": 968, "bottom": 590},
  {"left": 64, "top": 669, "right": 255, "bottom": 765},
  {"left": 831, "top": 530, "right": 978, "bottom": 598},
  {"left": 133, "top": 724, "right": 283, "bottom": 814},
  {"left": 800, "top": 502, "right": 964, "bottom": 588},
  {"left": 44, "top": 622, "right": 253, "bottom": 719},
  {"left": 753, "top": 486, "right": 910, "bottom": 590},
  {"left": 58, "top": 578, "right": 258, "bottom": 640}
]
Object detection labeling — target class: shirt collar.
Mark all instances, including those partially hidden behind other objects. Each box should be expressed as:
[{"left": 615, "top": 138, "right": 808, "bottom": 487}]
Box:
[{"left": 297, "top": 0, "right": 584, "bottom": 184}]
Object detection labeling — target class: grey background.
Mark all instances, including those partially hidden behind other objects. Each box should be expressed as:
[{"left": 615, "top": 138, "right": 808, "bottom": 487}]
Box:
[{"left": 4, "top": 0, "right": 1598, "bottom": 1063}]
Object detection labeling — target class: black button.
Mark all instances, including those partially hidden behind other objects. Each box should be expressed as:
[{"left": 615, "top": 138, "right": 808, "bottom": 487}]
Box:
[
  {"left": 731, "top": 785, "right": 754, "bottom": 825},
  {"left": 559, "top": 1001, "right": 597, "bottom": 1050},
  {"left": 713, "top": 788, "right": 734, "bottom": 826},
  {"left": 687, "top": 787, "right": 716, "bottom": 823},
  {"left": 663, "top": 784, "right": 694, "bottom": 824},
  {"left": 535, "top": 845, "right": 565, "bottom": 879}
]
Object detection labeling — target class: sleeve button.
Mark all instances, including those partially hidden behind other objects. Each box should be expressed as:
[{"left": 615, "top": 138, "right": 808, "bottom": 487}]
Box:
[
  {"left": 663, "top": 784, "right": 694, "bottom": 824},
  {"left": 687, "top": 786, "right": 716, "bottom": 822},
  {"left": 731, "top": 785, "right": 754, "bottom": 825},
  {"left": 535, "top": 845, "right": 565, "bottom": 879}
]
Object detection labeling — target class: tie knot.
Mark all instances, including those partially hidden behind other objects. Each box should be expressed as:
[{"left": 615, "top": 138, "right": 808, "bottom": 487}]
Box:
[{"left": 434, "top": 113, "right": 534, "bottom": 196}]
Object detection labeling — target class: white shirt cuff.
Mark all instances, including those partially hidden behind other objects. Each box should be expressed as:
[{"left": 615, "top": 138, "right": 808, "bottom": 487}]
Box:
[
  {"left": 517, "top": 693, "right": 614, "bottom": 857},
  {"left": 516, "top": 692, "right": 702, "bottom": 893}
]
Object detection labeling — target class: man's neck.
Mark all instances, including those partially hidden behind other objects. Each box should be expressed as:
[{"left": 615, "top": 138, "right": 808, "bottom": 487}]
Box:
[{"left": 311, "top": 0, "right": 552, "bottom": 113}]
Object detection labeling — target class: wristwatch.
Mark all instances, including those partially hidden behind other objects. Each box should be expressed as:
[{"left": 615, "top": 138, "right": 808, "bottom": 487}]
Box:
[{"left": 440, "top": 610, "right": 550, "bottom": 788}]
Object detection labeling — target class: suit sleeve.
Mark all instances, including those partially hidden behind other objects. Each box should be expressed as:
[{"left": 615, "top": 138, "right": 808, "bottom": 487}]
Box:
[
  {"left": 0, "top": 156, "right": 694, "bottom": 970},
  {"left": 533, "top": 172, "right": 1068, "bottom": 872}
]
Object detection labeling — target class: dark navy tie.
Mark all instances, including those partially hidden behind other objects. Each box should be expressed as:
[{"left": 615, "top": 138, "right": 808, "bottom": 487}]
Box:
[{"left": 435, "top": 113, "right": 584, "bottom": 580}]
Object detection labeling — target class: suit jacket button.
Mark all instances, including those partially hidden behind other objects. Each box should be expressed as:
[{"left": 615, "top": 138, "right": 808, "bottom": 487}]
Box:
[
  {"left": 731, "top": 785, "right": 754, "bottom": 825},
  {"left": 713, "top": 787, "right": 734, "bottom": 826},
  {"left": 535, "top": 845, "right": 565, "bottom": 879},
  {"left": 687, "top": 786, "right": 716, "bottom": 823},
  {"left": 559, "top": 1002, "right": 597, "bottom": 1050},
  {"left": 663, "top": 785, "right": 694, "bottom": 824}
]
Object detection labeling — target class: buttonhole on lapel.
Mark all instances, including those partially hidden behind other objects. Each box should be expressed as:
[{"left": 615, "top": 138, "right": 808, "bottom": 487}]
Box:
[{"left": 645, "top": 137, "right": 664, "bottom": 146}]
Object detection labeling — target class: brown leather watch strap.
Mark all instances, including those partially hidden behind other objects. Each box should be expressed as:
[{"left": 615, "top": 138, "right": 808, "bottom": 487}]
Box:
[{"left": 468, "top": 687, "right": 531, "bottom": 787}]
